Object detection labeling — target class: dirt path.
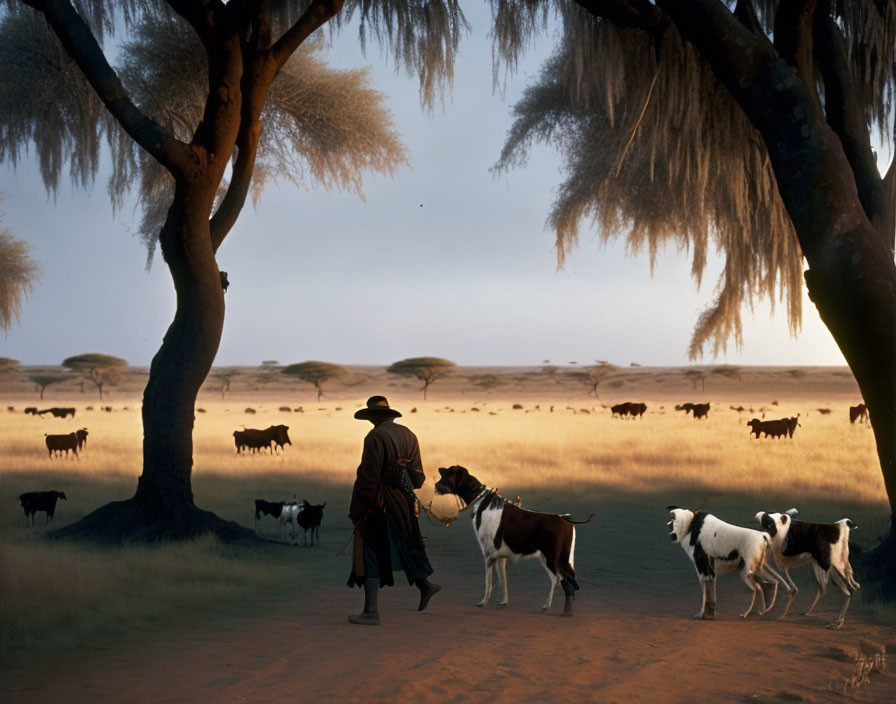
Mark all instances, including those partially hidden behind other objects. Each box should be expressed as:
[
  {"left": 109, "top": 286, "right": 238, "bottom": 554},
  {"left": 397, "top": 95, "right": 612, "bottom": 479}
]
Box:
[
  {"left": 3, "top": 569, "right": 895, "bottom": 704},
  {"left": 3, "top": 489, "right": 895, "bottom": 703}
]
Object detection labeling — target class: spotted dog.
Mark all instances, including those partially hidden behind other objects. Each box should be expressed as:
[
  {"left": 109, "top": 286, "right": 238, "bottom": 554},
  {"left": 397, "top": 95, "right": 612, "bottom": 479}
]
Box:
[
  {"left": 667, "top": 506, "right": 787, "bottom": 619},
  {"left": 756, "top": 508, "right": 860, "bottom": 628},
  {"left": 434, "top": 465, "right": 593, "bottom": 615}
]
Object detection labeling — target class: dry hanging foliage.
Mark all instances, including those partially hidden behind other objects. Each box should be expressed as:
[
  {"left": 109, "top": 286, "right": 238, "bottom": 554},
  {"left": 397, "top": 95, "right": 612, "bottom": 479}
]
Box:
[
  {"left": 493, "top": 1, "right": 896, "bottom": 358},
  {"left": 0, "top": 229, "right": 39, "bottom": 331}
]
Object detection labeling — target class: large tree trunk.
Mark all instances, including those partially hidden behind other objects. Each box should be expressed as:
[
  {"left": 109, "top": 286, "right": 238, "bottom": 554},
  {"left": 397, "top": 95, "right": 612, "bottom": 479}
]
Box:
[{"left": 51, "top": 193, "right": 254, "bottom": 542}]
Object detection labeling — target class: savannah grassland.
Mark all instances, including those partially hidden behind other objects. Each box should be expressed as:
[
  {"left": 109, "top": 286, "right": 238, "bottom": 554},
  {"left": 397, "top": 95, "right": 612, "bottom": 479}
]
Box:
[{"left": 0, "top": 364, "right": 891, "bottom": 670}]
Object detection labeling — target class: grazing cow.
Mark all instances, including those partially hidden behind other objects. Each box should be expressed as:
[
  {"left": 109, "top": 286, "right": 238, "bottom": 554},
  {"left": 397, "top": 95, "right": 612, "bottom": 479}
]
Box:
[
  {"left": 75, "top": 428, "right": 89, "bottom": 450},
  {"left": 784, "top": 415, "right": 801, "bottom": 438},
  {"left": 233, "top": 425, "right": 291, "bottom": 454},
  {"left": 756, "top": 508, "right": 860, "bottom": 628},
  {"left": 296, "top": 501, "right": 326, "bottom": 546},
  {"left": 849, "top": 403, "right": 868, "bottom": 424},
  {"left": 611, "top": 402, "right": 631, "bottom": 418},
  {"left": 746, "top": 418, "right": 789, "bottom": 439},
  {"left": 434, "top": 465, "right": 593, "bottom": 615},
  {"left": 628, "top": 402, "right": 647, "bottom": 419},
  {"left": 675, "top": 403, "right": 695, "bottom": 414},
  {"left": 254, "top": 499, "right": 286, "bottom": 533},
  {"left": 19, "top": 490, "right": 67, "bottom": 525},
  {"left": 692, "top": 403, "right": 711, "bottom": 419},
  {"left": 24, "top": 407, "right": 39, "bottom": 415},
  {"left": 45, "top": 432, "right": 79, "bottom": 458},
  {"left": 667, "top": 506, "right": 786, "bottom": 619},
  {"left": 39, "top": 407, "right": 76, "bottom": 418}
]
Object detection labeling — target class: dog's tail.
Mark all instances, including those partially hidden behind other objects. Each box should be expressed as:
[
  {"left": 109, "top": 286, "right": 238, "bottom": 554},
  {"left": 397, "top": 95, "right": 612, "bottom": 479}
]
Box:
[{"left": 563, "top": 512, "right": 595, "bottom": 525}]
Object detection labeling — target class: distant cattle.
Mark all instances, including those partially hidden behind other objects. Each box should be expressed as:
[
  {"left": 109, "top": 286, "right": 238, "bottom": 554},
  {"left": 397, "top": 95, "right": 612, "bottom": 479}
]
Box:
[
  {"left": 24, "top": 407, "right": 38, "bottom": 415},
  {"left": 611, "top": 402, "right": 631, "bottom": 418},
  {"left": 18, "top": 490, "right": 67, "bottom": 525},
  {"left": 747, "top": 417, "right": 797, "bottom": 439},
  {"left": 849, "top": 404, "right": 868, "bottom": 424},
  {"left": 45, "top": 432, "right": 80, "bottom": 458},
  {"left": 296, "top": 501, "right": 326, "bottom": 546},
  {"left": 245, "top": 407, "right": 257, "bottom": 415},
  {"left": 676, "top": 402, "right": 710, "bottom": 419},
  {"left": 233, "top": 425, "right": 291, "bottom": 454},
  {"left": 39, "top": 407, "right": 76, "bottom": 418},
  {"left": 628, "top": 402, "right": 647, "bottom": 419},
  {"left": 254, "top": 499, "right": 286, "bottom": 533}
]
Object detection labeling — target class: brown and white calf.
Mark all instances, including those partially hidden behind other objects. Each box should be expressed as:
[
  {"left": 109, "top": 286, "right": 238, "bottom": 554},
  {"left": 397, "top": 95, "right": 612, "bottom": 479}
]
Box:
[
  {"left": 434, "top": 465, "right": 593, "bottom": 615},
  {"left": 755, "top": 508, "right": 860, "bottom": 629}
]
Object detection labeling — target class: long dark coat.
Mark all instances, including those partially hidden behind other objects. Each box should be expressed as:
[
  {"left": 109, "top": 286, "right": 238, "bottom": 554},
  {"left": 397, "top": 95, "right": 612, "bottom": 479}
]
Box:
[{"left": 348, "top": 419, "right": 428, "bottom": 587}]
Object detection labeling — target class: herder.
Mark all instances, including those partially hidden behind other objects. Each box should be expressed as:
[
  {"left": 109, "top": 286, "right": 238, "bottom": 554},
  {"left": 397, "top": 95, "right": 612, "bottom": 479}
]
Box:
[{"left": 347, "top": 396, "right": 441, "bottom": 625}]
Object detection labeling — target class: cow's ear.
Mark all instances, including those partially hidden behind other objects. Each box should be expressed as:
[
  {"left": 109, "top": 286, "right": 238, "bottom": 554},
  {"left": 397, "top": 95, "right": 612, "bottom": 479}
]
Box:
[
  {"left": 666, "top": 505, "right": 680, "bottom": 511},
  {"left": 438, "top": 467, "right": 447, "bottom": 476},
  {"left": 781, "top": 515, "right": 789, "bottom": 525}
]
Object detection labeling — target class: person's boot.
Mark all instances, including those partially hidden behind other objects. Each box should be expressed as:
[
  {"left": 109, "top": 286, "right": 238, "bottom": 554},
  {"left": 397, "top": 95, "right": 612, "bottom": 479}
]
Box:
[
  {"left": 348, "top": 578, "right": 380, "bottom": 625},
  {"left": 415, "top": 578, "right": 442, "bottom": 611}
]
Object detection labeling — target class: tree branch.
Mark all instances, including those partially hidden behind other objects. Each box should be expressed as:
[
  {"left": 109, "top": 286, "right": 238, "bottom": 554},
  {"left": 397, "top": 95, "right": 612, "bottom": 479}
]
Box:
[
  {"left": 573, "top": 0, "right": 668, "bottom": 35},
  {"left": 772, "top": 0, "right": 818, "bottom": 100},
  {"left": 22, "top": 0, "right": 193, "bottom": 177},
  {"left": 813, "top": 8, "right": 891, "bottom": 247},
  {"left": 269, "top": 0, "right": 343, "bottom": 72},
  {"left": 209, "top": 117, "right": 260, "bottom": 251}
]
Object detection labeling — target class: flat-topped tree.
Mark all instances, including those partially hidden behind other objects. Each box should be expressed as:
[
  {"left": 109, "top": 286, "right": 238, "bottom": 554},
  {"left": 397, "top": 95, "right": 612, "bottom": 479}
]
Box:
[
  {"left": 387, "top": 357, "right": 456, "bottom": 400},
  {"left": 0, "top": 230, "right": 38, "bottom": 331},
  {"left": 282, "top": 361, "right": 352, "bottom": 402},
  {"left": 0, "top": 356, "right": 19, "bottom": 375},
  {"left": 62, "top": 353, "right": 127, "bottom": 400},
  {"left": 495, "top": 1, "right": 896, "bottom": 591},
  {"left": 0, "top": 1, "right": 466, "bottom": 542},
  {"left": 27, "top": 372, "right": 73, "bottom": 399}
]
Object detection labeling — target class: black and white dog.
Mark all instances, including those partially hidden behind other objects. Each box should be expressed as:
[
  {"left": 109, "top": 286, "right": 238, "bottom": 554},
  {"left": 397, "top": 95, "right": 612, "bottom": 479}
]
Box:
[
  {"left": 667, "top": 506, "right": 787, "bottom": 619},
  {"left": 755, "top": 508, "right": 860, "bottom": 628},
  {"left": 434, "top": 465, "right": 593, "bottom": 615}
]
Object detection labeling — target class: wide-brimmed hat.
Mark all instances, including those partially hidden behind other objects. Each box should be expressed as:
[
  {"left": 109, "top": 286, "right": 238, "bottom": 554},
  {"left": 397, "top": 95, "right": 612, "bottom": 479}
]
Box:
[{"left": 354, "top": 395, "right": 402, "bottom": 420}]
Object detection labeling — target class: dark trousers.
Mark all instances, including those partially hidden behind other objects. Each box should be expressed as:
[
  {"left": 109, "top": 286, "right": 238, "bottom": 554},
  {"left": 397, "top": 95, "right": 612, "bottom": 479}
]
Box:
[{"left": 351, "top": 509, "right": 433, "bottom": 587}]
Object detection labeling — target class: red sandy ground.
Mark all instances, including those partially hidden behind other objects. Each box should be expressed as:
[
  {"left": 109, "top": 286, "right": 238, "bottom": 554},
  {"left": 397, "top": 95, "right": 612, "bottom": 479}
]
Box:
[{"left": 3, "top": 569, "right": 895, "bottom": 704}]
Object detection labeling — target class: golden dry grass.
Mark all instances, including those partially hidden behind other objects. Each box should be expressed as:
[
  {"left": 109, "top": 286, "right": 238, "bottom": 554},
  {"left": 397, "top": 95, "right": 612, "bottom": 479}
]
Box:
[{"left": 0, "top": 373, "right": 889, "bottom": 663}]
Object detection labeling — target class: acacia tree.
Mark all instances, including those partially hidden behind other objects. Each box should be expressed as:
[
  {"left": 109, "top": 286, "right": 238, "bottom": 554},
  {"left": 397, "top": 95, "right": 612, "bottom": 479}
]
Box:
[
  {"left": 28, "top": 372, "right": 73, "bottom": 398},
  {"left": 496, "top": 1, "right": 896, "bottom": 585},
  {"left": 570, "top": 362, "right": 617, "bottom": 398},
  {"left": 387, "top": 357, "right": 456, "bottom": 399},
  {"left": 282, "top": 360, "right": 351, "bottom": 401},
  {"left": 0, "top": 1, "right": 466, "bottom": 541},
  {"left": 63, "top": 353, "right": 127, "bottom": 400},
  {"left": 0, "top": 229, "right": 38, "bottom": 330}
]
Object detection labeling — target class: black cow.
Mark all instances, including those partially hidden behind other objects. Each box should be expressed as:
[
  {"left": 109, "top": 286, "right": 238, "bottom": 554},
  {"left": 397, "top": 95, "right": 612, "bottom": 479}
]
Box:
[
  {"left": 296, "top": 501, "right": 326, "bottom": 546},
  {"left": 254, "top": 499, "right": 286, "bottom": 532},
  {"left": 233, "top": 425, "right": 291, "bottom": 454},
  {"left": 19, "top": 490, "right": 67, "bottom": 525},
  {"left": 45, "top": 432, "right": 79, "bottom": 457},
  {"left": 849, "top": 404, "right": 868, "bottom": 424}
]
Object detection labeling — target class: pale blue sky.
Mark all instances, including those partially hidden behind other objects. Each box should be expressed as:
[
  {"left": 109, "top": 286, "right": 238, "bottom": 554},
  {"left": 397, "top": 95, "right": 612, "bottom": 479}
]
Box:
[{"left": 1, "top": 8, "right": 854, "bottom": 368}]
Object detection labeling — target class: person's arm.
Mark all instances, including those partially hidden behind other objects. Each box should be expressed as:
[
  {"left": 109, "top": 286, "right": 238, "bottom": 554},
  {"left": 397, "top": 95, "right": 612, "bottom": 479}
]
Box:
[{"left": 349, "top": 433, "right": 384, "bottom": 524}]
